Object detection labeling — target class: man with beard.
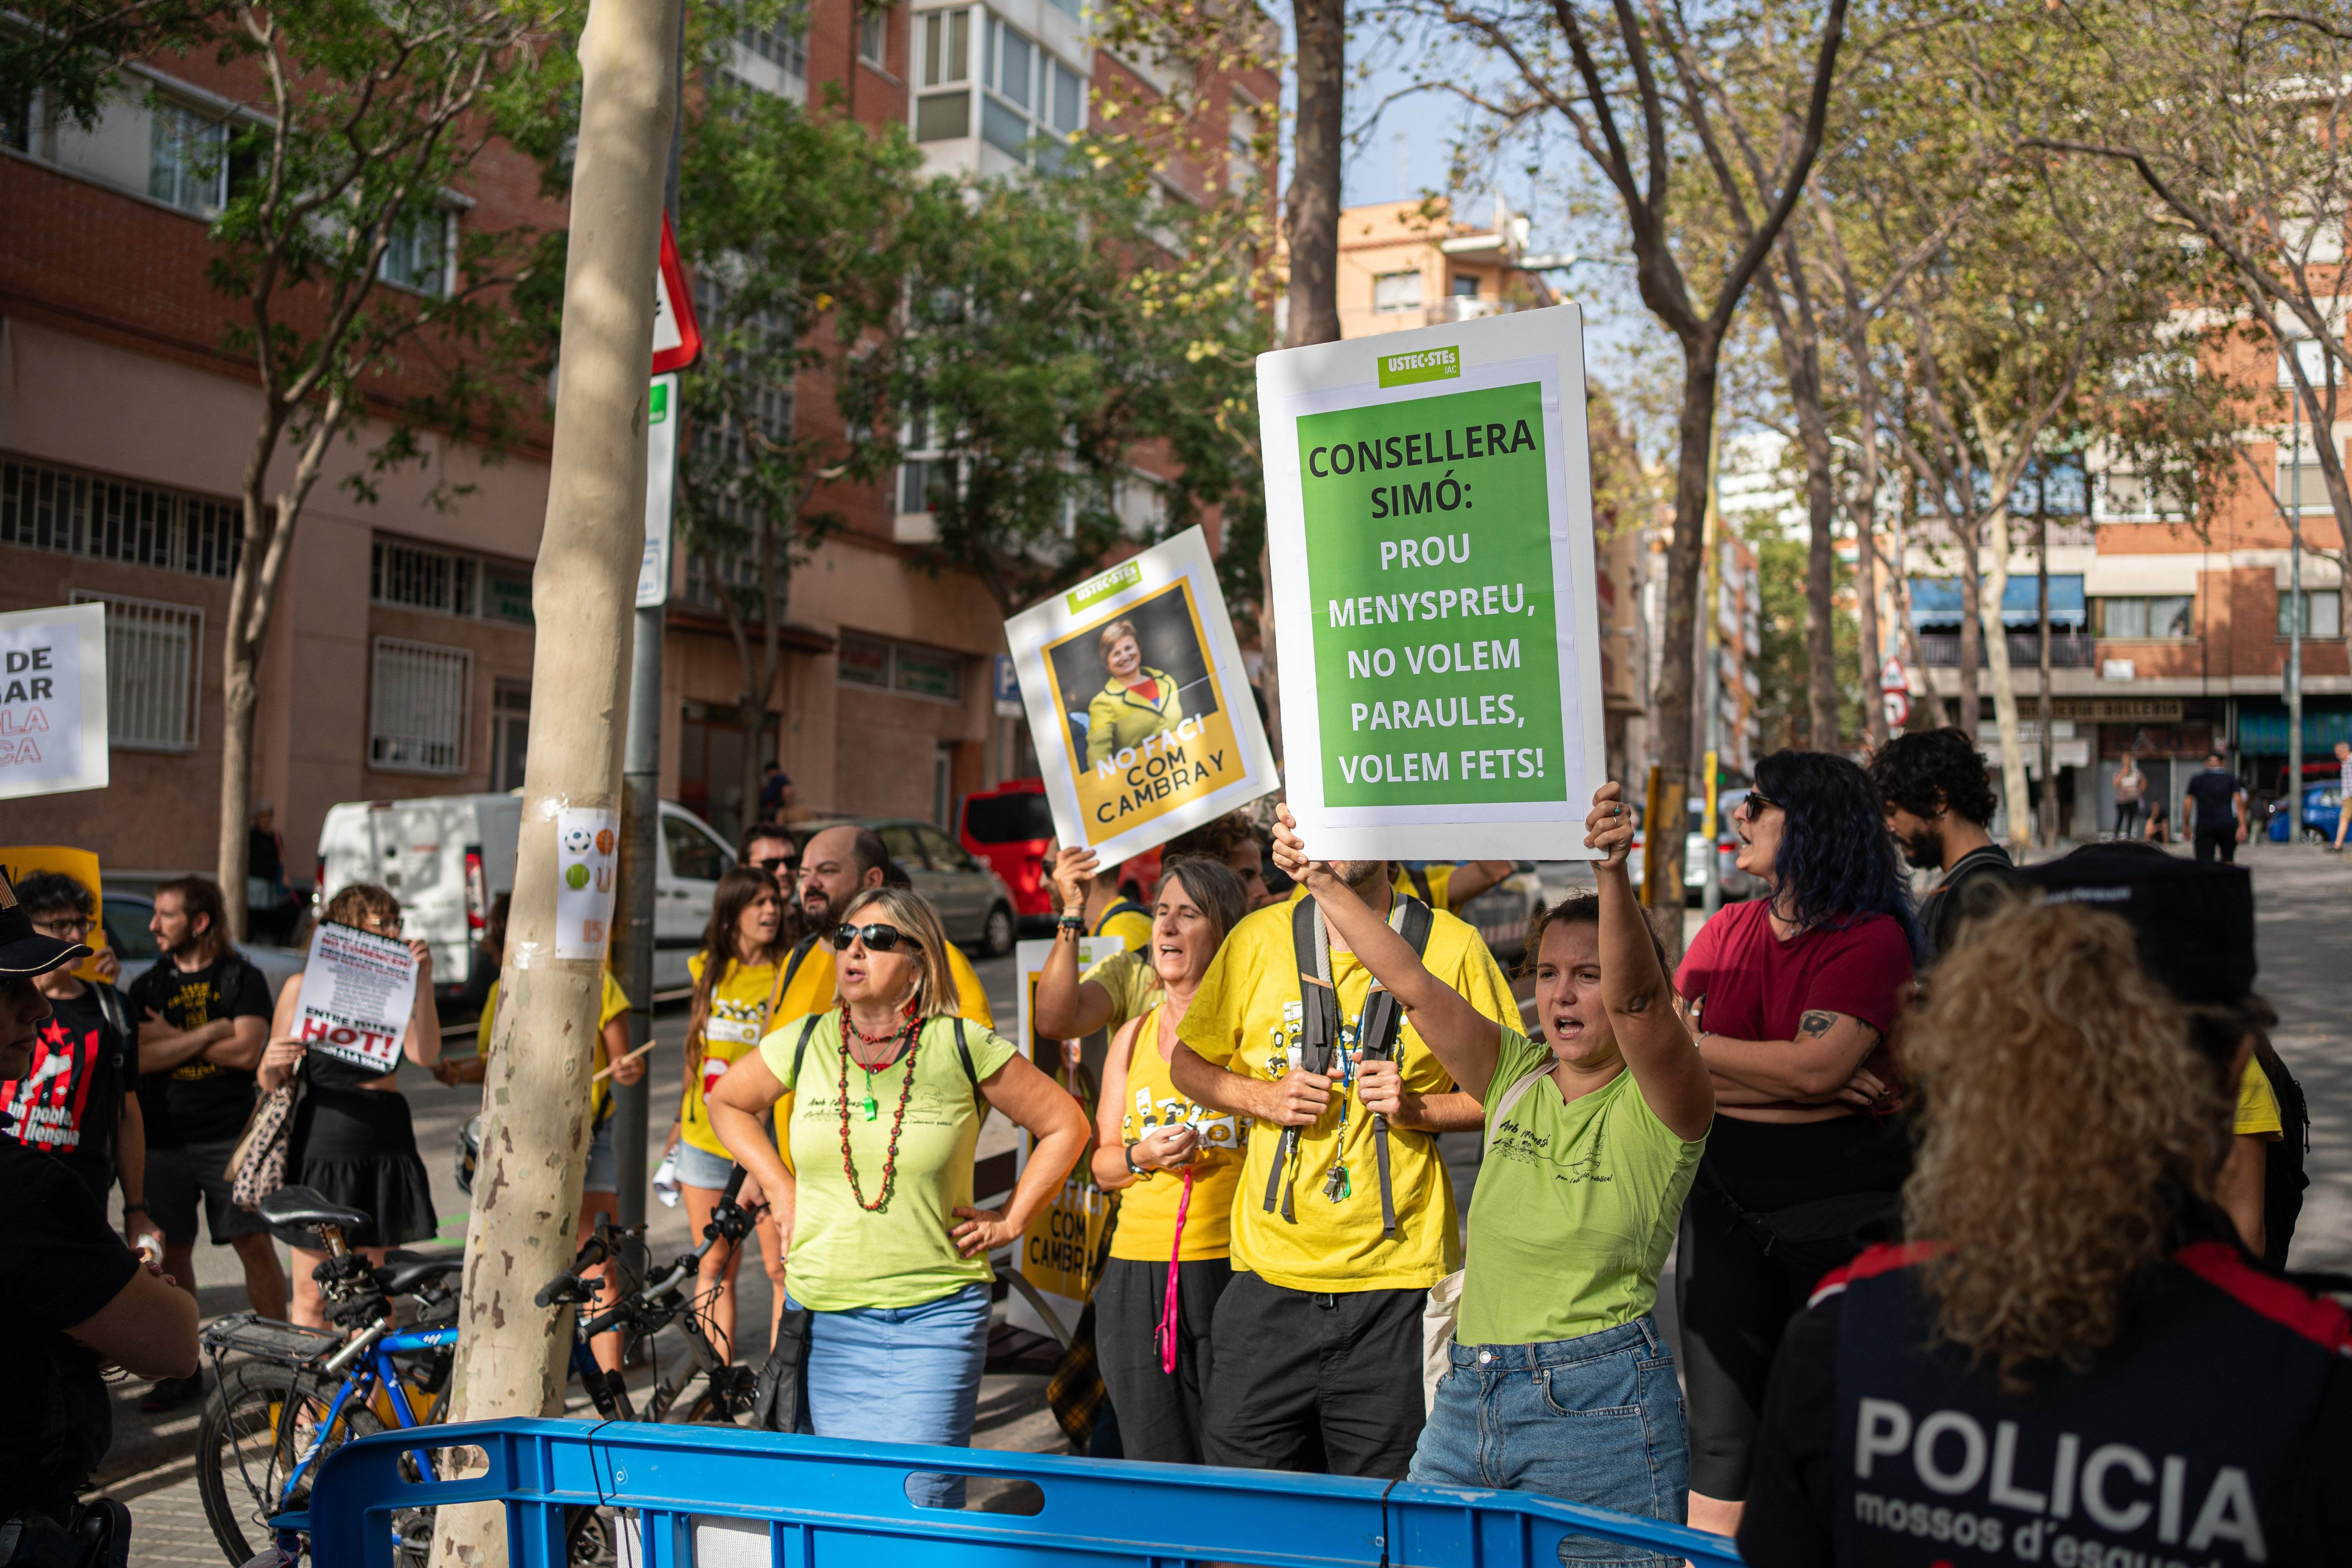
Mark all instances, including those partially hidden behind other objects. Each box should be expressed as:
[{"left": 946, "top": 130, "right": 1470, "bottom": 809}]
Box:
[
  {"left": 775, "top": 825, "right": 995, "bottom": 1025},
  {"left": 1866, "top": 727, "right": 2022, "bottom": 965}
]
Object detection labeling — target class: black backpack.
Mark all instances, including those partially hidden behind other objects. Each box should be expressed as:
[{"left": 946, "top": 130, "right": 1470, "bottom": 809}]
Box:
[{"left": 2254, "top": 1037, "right": 2308, "bottom": 1272}]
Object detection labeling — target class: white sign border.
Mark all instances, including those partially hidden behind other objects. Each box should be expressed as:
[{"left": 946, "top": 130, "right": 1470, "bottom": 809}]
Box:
[
  {"left": 1006, "top": 526, "right": 1279, "bottom": 867},
  {"left": 1257, "top": 306, "right": 1608, "bottom": 860}
]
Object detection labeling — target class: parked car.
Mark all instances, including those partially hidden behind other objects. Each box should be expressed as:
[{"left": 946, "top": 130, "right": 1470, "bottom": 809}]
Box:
[
  {"left": 793, "top": 817, "right": 1018, "bottom": 956},
  {"left": 104, "top": 890, "right": 307, "bottom": 997},
  {"left": 1436, "top": 862, "right": 1546, "bottom": 964},
  {"left": 1626, "top": 789, "right": 1759, "bottom": 905},
  {"left": 960, "top": 779, "right": 1055, "bottom": 921},
  {"left": 316, "top": 793, "right": 737, "bottom": 1006},
  {"left": 2267, "top": 781, "right": 2342, "bottom": 843}
]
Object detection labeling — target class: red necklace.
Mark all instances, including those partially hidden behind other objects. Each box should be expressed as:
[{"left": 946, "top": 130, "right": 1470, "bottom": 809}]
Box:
[{"left": 838, "top": 1004, "right": 921, "bottom": 1212}]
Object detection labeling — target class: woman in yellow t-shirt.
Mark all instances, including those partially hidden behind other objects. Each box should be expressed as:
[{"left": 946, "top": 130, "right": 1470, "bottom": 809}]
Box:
[
  {"left": 665, "top": 866, "right": 791, "bottom": 1361},
  {"left": 1089, "top": 854, "right": 1252, "bottom": 1463},
  {"left": 437, "top": 894, "right": 641, "bottom": 1369}
]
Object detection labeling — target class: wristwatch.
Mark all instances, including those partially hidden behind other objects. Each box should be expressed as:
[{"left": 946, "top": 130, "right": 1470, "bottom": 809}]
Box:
[{"left": 1123, "top": 1140, "right": 1144, "bottom": 1176}]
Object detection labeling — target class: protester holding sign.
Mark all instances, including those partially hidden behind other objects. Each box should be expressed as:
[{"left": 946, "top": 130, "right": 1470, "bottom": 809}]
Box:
[
  {"left": 1169, "top": 853, "right": 1513, "bottom": 1479},
  {"left": 1275, "top": 790, "right": 1711, "bottom": 1552},
  {"left": 258, "top": 884, "right": 442, "bottom": 1330},
  {"left": 704, "top": 887, "right": 1087, "bottom": 1505},
  {"left": 1090, "top": 855, "right": 1251, "bottom": 1464},
  {"left": 1672, "top": 750, "right": 1919, "bottom": 1538}
]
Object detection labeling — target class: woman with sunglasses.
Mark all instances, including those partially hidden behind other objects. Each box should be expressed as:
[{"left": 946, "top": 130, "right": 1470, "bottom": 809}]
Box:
[
  {"left": 1671, "top": 750, "right": 1920, "bottom": 1540},
  {"left": 706, "top": 886, "right": 1087, "bottom": 1501},
  {"left": 258, "top": 884, "right": 443, "bottom": 1329},
  {"left": 667, "top": 866, "right": 795, "bottom": 1360}
]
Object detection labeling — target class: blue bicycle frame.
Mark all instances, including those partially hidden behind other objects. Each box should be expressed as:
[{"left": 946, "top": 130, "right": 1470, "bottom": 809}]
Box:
[{"left": 269, "top": 1323, "right": 459, "bottom": 1517}]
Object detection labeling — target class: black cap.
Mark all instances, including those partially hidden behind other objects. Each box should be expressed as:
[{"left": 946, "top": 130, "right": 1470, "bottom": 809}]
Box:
[
  {"left": 2017, "top": 842, "right": 2255, "bottom": 1007},
  {"left": 0, "top": 868, "right": 91, "bottom": 980}
]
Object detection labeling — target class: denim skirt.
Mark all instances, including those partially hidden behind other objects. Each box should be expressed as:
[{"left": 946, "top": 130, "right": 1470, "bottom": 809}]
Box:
[
  {"left": 790, "top": 1281, "right": 992, "bottom": 1507},
  {"left": 1407, "top": 1314, "right": 1688, "bottom": 1566}
]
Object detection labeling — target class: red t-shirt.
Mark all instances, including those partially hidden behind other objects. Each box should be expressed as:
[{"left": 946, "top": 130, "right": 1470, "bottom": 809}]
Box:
[{"left": 1675, "top": 899, "right": 1913, "bottom": 1045}]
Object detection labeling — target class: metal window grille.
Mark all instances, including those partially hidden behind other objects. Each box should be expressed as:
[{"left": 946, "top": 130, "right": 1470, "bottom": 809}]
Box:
[
  {"left": 371, "top": 539, "right": 479, "bottom": 615},
  {"left": 370, "top": 638, "right": 472, "bottom": 774},
  {"left": 2, "top": 456, "right": 242, "bottom": 579},
  {"left": 67, "top": 592, "right": 201, "bottom": 751}
]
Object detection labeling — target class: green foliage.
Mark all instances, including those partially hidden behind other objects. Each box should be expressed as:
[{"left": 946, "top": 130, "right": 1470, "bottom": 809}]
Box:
[
  {"left": 873, "top": 136, "right": 1272, "bottom": 613},
  {"left": 1, "top": 0, "right": 218, "bottom": 132},
  {"left": 1740, "top": 511, "right": 1860, "bottom": 753}
]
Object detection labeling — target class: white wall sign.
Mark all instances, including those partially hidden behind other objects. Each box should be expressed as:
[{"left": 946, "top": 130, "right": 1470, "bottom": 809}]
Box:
[
  {"left": 1256, "top": 307, "right": 1607, "bottom": 859},
  {"left": 0, "top": 603, "right": 107, "bottom": 800},
  {"left": 1005, "top": 526, "right": 1279, "bottom": 867}
]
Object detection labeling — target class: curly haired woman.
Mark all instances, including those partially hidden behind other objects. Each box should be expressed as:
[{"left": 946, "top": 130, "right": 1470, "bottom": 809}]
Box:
[
  {"left": 1740, "top": 891, "right": 2352, "bottom": 1566},
  {"left": 1673, "top": 749, "right": 1921, "bottom": 1537}
]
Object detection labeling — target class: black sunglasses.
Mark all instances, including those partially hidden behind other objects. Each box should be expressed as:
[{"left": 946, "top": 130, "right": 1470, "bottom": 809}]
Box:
[
  {"left": 1740, "top": 789, "right": 1780, "bottom": 817},
  {"left": 836, "top": 922, "right": 921, "bottom": 954},
  {"left": 754, "top": 855, "right": 799, "bottom": 875}
]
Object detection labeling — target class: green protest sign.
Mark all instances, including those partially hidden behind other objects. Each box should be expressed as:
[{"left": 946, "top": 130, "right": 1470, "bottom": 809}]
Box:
[{"left": 1258, "top": 308, "right": 1605, "bottom": 859}]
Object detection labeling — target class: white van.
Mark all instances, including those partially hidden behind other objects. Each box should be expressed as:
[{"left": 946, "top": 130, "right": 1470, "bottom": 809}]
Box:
[{"left": 315, "top": 794, "right": 737, "bottom": 1007}]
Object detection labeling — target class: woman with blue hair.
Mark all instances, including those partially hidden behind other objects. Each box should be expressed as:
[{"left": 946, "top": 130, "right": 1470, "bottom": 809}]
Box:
[{"left": 1670, "top": 749, "right": 1920, "bottom": 1543}]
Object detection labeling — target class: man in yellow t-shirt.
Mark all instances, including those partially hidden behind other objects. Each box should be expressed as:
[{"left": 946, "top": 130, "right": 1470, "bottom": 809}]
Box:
[
  {"left": 1389, "top": 860, "right": 1515, "bottom": 915},
  {"left": 785, "top": 824, "right": 994, "bottom": 1025},
  {"left": 2219, "top": 1058, "right": 2282, "bottom": 1258},
  {"left": 1171, "top": 858, "right": 1514, "bottom": 1478}
]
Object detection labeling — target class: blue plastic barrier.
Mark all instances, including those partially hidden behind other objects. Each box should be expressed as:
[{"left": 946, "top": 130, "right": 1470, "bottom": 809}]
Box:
[{"left": 294, "top": 1418, "right": 1746, "bottom": 1566}]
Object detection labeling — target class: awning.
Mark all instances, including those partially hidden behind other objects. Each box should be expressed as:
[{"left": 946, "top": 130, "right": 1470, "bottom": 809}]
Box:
[
  {"left": 2236, "top": 706, "right": 2352, "bottom": 754},
  {"left": 1910, "top": 575, "right": 2086, "bottom": 628}
]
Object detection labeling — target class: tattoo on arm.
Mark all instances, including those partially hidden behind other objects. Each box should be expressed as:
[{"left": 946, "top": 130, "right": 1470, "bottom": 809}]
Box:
[{"left": 1798, "top": 1010, "right": 1835, "bottom": 1038}]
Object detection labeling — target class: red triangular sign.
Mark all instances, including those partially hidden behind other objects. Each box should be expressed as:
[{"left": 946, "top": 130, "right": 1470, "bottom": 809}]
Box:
[{"left": 651, "top": 212, "right": 702, "bottom": 375}]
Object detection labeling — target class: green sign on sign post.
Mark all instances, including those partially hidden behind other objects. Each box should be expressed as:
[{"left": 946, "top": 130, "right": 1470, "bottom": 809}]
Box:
[{"left": 1258, "top": 307, "right": 1606, "bottom": 860}]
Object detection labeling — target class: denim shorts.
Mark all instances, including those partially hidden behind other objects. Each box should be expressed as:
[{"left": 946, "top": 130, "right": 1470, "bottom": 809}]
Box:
[
  {"left": 581, "top": 1117, "right": 618, "bottom": 1196},
  {"left": 788, "top": 1281, "right": 991, "bottom": 1507},
  {"left": 672, "top": 1139, "right": 735, "bottom": 1191},
  {"left": 1408, "top": 1315, "right": 1688, "bottom": 1566}
]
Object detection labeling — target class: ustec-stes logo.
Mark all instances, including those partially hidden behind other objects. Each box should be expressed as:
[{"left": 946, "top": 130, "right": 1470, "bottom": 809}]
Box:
[{"left": 1377, "top": 345, "right": 1461, "bottom": 388}]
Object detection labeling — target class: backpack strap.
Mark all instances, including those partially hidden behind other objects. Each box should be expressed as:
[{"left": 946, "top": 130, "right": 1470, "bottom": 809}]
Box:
[
  {"left": 1405, "top": 865, "right": 1436, "bottom": 908},
  {"left": 1490, "top": 1058, "right": 1557, "bottom": 1128},
  {"left": 764, "top": 933, "right": 822, "bottom": 1038},
  {"left": 953, "top": 1016, "right": 989, "bottom": 1113},
  {"left": 1092, "top": 900, "right": 1151, "bottom": 939},
  {"left": 1357, "top": 897, "right": 1433, "bottom": 1237},
  {"left": 788, "top": 1013, "right": 822, "bottom": 1086},
  {"left": 93, "top": 981, "right": 129, "bottom": 1044}
]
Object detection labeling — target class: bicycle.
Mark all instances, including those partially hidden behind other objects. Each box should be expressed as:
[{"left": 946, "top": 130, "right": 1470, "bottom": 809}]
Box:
[
  {"left": 192, "top": 1186, "right": 612, "bottom": 1568},
  {"left": 536, "top": 1166, "right": 762, "bottom": 1426}
]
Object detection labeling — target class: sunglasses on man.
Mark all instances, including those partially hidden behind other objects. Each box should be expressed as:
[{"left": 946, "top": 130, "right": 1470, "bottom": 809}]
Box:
[
  {"left": 753, "top": 855, "right": 799, "bottom": 877},
  {"left": 835, "top": 922, "right": 921, "bottom": 954}
]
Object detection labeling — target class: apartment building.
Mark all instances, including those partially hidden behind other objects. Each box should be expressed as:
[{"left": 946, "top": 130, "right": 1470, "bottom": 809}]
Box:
[
  {"left": 1333, "top": 195, "right": 1555, "bottom": 340},
  {"left": 0, "top": 3, "right": 1277, "bottom": 885}
]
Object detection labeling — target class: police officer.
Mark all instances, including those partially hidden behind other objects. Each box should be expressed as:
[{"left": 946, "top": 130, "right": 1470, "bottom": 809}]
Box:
[{"left": 1739, "top": 846, "right": 2352, "bottom": 1566}]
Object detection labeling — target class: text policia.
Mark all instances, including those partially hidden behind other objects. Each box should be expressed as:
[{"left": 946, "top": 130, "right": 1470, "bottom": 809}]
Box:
[{"left": 1298, "top": 378, "right": 1566, "bottom": 804}]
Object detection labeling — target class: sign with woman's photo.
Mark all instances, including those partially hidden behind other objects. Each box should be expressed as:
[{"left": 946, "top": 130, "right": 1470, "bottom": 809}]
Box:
[
  {"left": 1256, "top": 306, "right": 1608, "bottom": 859},
  {"left": 1005, "top": 527, "right": 1278, "bottom": 866}
]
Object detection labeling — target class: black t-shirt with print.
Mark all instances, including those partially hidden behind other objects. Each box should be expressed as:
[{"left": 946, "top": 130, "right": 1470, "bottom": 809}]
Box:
[
  {"left": 0, "top": 1138, "right": 139, "bottom": 1522},
  {"left": 128, "top": 955, "right": 273, "bottom": 1147},
  {"left": 0, "top": 984, "right": 136, "bottom": 1205}
]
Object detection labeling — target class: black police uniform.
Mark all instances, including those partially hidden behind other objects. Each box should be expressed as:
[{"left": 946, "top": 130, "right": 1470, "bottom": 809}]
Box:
[{"left": 1739, "top": 1212, "right": 2352, "bottom": 1567}]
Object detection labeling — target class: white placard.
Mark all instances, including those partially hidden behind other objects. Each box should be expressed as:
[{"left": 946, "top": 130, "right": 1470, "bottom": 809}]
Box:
[
  {"left": 555, "top": 807, "right": 620, "bottom": 960},
  {"left": 295, "top": 922, "right": 417, "bottom": 1072},
  {"left": 637, "top": 374, "right": 677, "bottom": 609},
  {"left": 1005, "top": 526, "right": 1278, "bottom": 868},
  {"left": 0, "top": 603, "right": 107, "bottom": 799},
  {"left": 1256, "top": 307, "right": 1608, "bottom": 858},
  {"left": 1006, "top": 932, "right": 1130, "bottom": 1342}
]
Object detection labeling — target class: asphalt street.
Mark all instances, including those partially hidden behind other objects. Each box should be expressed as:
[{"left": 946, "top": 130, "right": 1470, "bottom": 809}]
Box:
[{"left": 100, "top": 841, "right": 2347, "bottom": 1562}]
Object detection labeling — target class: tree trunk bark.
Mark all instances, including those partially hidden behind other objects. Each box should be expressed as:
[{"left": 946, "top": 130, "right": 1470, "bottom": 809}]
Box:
[
  {"left": 1284, "top": 0, "right": 1343, "bottom": 349},
  {"left": 1642, "top": 347, "right": 1715, "bottom": 951},
  {"left": 1855, "top": 475, "right": 1886, "bottom": 751},
  {"left": 1978, "top": 509, "right": 2032, "bottom": 853},
  {"left": 216, "top": 659, "right": 258, "bottom": 934},
  {"left": 1256, "top": 544, "right": 1281, "bottom": 765},
  {"left": 1801, "top": 426, "right": 1839, "bottom": 750},
  {"left": 429, "top": 0, "right": 679, "bottom": 1554},
  {"left": 1955, "top": 519, "right": 1983, "bottom": 735}
]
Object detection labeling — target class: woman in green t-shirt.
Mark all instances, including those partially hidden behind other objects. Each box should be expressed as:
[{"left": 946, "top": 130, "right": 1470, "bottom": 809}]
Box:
[
  {"left": 706, "top": 885, "right": 1088, "bottom": 1502},
  {"left": 1272, "top": 786, "right": 1712, "bottom": 1561}
]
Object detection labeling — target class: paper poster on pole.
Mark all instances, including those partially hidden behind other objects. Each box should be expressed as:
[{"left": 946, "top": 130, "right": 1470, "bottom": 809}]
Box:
[
  {"left": 0, "top": 846, "right": 107, "bottom": 980},
  {"left": 0, "top": 603, "right": 107, "bottom": 800},
  {"left": 294, "top": 922, "right": 416, "bottom": 1073},
  {"left": 636, "top": 374, "right": 677, "bottom": 609},
  {"left": 1256, "top": 306, "right": 1607, "bottom": 859},
  {"left": 554, "top": 807, "right": 620, "bottom": 959},
  {"left": 1006, "top": 932, "right": 1129, "bottom": 1342},
  {"left": 1005, "top": 526, "right": 1278, "bottom": 867}
]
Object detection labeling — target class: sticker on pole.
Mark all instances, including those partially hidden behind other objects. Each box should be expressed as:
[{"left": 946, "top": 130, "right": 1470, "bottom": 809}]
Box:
[
  {"left": 294, "top": 922, "right": 417, "bottom": 1073},
  {"left": 1256, "top": 306, "right": 1607, "bottom": 859},
  {"left": 0, "top": 603, "right": 107, "bottom": 800},
  {"left": 555, "top": 808, "right": 621, "bottom": 960},
  {"left": 1004, "top": 527, "right": 1279, "bottom": 868},
  {"left": 651, "top": 214, "right": 702, "bottom": 376},
  {"left": 637, "top": 374, "right": 678, "bottom": 608}
]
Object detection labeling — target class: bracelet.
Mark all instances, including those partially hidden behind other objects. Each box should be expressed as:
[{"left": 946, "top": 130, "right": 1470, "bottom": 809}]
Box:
[
  {"left": 1057, "top": 913, "right": 1084, "bottom": 931},
  {"left": 122, "top": 1200, "right": 148, "bottom": 1214},
  {"left": 1123, "top": 1140, "right": 1144, "bottom": 1176}
]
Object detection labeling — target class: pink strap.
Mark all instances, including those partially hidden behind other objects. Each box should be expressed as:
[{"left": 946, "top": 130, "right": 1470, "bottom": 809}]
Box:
[{"left": 1156, "top": 1167, "right": 1196, "bottom": 1374}]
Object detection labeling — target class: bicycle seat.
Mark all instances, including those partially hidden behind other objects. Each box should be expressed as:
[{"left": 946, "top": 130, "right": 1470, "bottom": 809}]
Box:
[
  {"left": 257, "top": 1185, "right": 371, "bottom": 1235},
  {"left": 375, "top": 1250, "right": 464, "bottom": 1296}
]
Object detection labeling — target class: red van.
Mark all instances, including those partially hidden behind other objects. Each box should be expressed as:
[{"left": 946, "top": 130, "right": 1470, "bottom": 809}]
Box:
[{"left": 959, "top": 778, "right": 1163, "bottom": 924}]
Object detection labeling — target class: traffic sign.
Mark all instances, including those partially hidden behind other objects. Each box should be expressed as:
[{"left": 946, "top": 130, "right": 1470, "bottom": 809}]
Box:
[
  {"left": 1879, "top": 657, "right": 1907, "bottom": 693},
  {"left": 651, "top": 214, "right": 702, "bottom": 375},
  {"left": 1883, "top": 689, "right": 1911, "bottom": 729}
]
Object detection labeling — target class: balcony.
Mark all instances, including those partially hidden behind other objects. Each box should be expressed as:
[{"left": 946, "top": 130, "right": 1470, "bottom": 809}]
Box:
[
  {"left": 1915, "top": 631, "right": 2098, "bottom": 668},
  {"left": 1425, "top": 296, "right": 1526, "bottom": 325}
]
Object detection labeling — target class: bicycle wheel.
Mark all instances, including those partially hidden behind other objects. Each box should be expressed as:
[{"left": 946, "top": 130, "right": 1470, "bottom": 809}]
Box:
[{"left": 196, "top": 1361, "right": 437, "bottom": 1567}]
